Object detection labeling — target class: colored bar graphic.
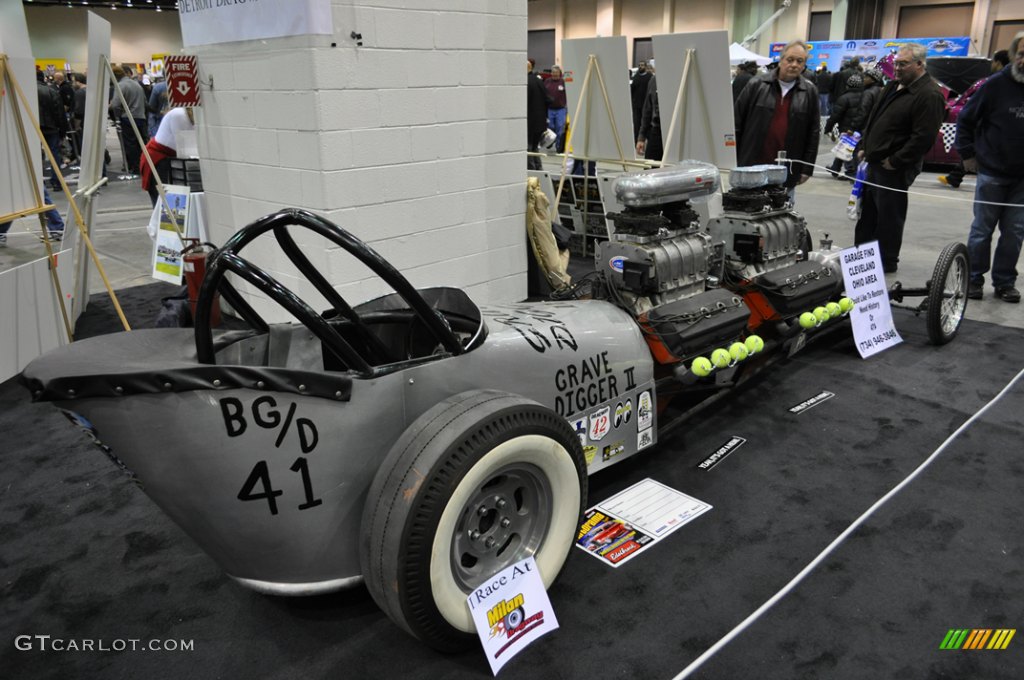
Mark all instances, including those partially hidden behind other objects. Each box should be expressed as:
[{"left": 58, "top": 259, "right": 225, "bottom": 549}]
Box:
[{"left": 941, "top": 628, "right": 1016, "bottom": 650}]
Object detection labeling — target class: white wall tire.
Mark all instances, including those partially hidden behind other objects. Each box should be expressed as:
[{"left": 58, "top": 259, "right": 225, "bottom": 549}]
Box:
[{"left": 360, "top": 390, "right": 586, "bottom": 652}]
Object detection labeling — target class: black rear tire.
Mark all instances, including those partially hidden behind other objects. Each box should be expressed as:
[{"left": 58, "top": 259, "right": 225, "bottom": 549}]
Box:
[
  {"left": 926, "top": 242, "right": 969, "bottom": 345},
  {"left": 360, "top": 390, "right": 586, "bottom": 652}
]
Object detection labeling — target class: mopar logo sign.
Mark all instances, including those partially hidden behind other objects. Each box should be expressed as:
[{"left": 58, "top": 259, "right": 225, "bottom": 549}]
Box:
[
  {"left": 846, "top": 40, "right": 857, "bottom": 49},
  {"left": 609, "top": 256, "right": 626, "bottom": 273}
]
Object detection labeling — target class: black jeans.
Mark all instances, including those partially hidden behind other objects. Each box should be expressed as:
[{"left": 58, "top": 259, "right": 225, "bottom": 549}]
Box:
[{"left": 854, "top": 161, "right": 921, "bottom": 268}]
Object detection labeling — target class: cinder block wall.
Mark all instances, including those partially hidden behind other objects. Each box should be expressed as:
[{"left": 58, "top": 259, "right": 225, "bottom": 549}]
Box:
[{"left": 193, "top": 1, "right": 528, "bottom": 319}]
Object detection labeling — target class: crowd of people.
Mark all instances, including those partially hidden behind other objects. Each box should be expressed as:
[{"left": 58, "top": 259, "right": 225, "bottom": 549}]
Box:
[
  {"left": 525, "top": 31, "right": 1024, "bottom": 303},
  {"left": 1, "top": 63, "right": 191, "bottom": 248}
]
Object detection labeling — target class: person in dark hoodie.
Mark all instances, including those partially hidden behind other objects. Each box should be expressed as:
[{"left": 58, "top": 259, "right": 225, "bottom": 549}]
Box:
[
  {"left": 527, "top": 58, "right": 551, "bottom": 170},
  {"left": 824, "top": 73, "right": 865, "bottom": 178},
  {"left": 731, "top": 61, "right": 758, "bottom": 102},
  {"left": 816, "top": 64, "right": 833, "bottom": 115},
  {"left": 955, "top": 33, "right": 1024, "bottom": 303},
  {"left": 631, "top": 60, "right": 653, "bottom": 142}
]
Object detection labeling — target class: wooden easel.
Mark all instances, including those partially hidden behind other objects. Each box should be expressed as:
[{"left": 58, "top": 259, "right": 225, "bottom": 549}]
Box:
[
  {"left": 0, "top": 52, "right": 131, "bottom": 338},
  {"left": 552, "top": 54, "right": 631, "bottom": 213},
  {"left": 659, "top": 48, "right": 716, "bottom": 166}
]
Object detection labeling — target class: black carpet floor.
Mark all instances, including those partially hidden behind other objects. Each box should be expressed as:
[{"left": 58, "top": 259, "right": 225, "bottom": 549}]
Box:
[{"left": 1, "top": 285, "right": 1022, "bottom": 679}]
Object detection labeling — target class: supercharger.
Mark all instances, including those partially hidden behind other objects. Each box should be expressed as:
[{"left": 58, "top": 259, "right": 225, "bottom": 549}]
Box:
[{"left": 595, "top": 161, "right": 844, "bottom": 362}]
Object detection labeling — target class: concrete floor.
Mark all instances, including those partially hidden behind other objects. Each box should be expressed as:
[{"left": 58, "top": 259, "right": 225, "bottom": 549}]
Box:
[{"left": 1, "top": 132, "right": 1020, "bottom": 329}]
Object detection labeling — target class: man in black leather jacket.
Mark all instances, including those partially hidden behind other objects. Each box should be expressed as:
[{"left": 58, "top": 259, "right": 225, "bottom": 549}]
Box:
[
  {"left": 734, "top": 40, "right": 820, "bottom": 195},
  {"left": 854, "top": 43, "right": 944, "bottom": 273}
]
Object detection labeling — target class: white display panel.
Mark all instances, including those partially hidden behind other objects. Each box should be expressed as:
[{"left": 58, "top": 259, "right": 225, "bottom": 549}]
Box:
[
  {"left": 652, "top": 31, "right": 737, "bottom": 168},
  {"left": 560, "top": 37, "right": 635, "bottom": 163},
  {"left": 0, "top": 1, "right": 41, "bottom": 221}
]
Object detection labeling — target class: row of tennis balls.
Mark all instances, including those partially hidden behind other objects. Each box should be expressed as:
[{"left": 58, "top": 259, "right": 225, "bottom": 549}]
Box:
[
  {"left": 689, "top": 297, "right": 854, "bottom": 377},
  {"left": 798, "top": 297, "right": 855, "bottom": 330},
  {"left": 690, "top": 335, "right": 765, "bottom": 377}
]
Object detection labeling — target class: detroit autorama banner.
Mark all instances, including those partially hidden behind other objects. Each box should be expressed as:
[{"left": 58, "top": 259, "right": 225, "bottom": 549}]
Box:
[{"left": 178, "top": 0, "right": 332, "bottom": 47}]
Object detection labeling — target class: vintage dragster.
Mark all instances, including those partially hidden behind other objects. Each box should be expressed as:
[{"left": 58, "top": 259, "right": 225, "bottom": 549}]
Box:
[{"left": 21, "top": 161, "right": 968, "bottom": 652}]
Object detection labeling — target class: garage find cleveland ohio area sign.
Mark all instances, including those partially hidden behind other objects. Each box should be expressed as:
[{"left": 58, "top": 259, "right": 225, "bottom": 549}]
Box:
[{"left": 166, "top": 55, "right": 200, "bottom": 108}]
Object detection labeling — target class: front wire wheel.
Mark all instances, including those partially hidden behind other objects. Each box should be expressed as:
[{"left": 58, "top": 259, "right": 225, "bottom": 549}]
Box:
[
  {"left": 360, "top": 390, "right": 586, "bottom": 652},
  {"left": 926, "top": 242, "right": 969, "bottom": 345}
]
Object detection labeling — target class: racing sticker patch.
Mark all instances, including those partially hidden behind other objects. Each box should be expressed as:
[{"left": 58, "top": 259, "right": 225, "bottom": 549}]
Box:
[
  {"left": 602, "top": 440, "right": 625, "bottom": 462},
  {"left": 583, "top": 445, "right": 597, "bottom": 467},
  {"left": 588, "top": 406, "right": 611, "bottom": 441},
  {"left": 570, "top": 417, "right": 587, "bottom": 446},
  {"left": 613, "top": 399, "right": 632, "bottom": 428},
  {"left": 789, "top": 390, "right": 835, "bottom": 414},
  {"left": 637, "top": 391, "right": 653, "bottom": 430},
  {"left": 637, "top": 427, "right": 654, "bottom": 451}
]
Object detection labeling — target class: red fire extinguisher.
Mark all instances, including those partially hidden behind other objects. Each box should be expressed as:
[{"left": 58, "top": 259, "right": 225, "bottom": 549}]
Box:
[{"left": 181, "top": 240, "right": 221, "bottom": 327}]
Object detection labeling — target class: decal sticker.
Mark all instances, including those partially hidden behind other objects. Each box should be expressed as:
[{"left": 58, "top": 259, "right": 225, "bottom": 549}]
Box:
[
  {"left": 789, "top": 390, "right": 835, "bottom": 414},
  {"left": 570, "top": 417, "right": 587, "bottom": 447},
  {"left": 697, "top": 436, "right": 747, "bottom": 471},
  {"left": 613, "top": 400, "right": 632, "bottom": 428},
  {"left": 601, "top": 440, "right": 625, "bottom": 462},
  {"left": 637, "top": 427, "right": 653, "bottom": 451},
  {"left": 588, "top": 406, "right": 611, "bottom": 442},
  {"left": 637, "top": 391, "right": 653, "bottom": 429},
  {"left": 609, "top": 256, "right": 626, "bottom": 273},
  {"left": 583, "top": 445, "right": 597, "bottom": 466}
]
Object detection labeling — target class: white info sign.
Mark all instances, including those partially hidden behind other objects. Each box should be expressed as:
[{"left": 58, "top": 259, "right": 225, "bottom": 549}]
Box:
[
  {"left": 467, "top": 557, "right": 559, "bottom": 675},
  {"left": 840, "top": 241, "right": 902, "bottom": 358}
]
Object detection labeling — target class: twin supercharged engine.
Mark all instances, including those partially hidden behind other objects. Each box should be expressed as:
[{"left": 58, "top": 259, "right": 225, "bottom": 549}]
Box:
[
  {"left": 597, "top": 162, "right": 750, "bottom": 360},
  {"left": 594, "top": 162, "right": 844, "bottom": 364}
]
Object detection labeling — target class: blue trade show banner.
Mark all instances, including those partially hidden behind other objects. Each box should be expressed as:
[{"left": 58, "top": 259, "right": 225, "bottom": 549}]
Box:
[{"left": 769, "top": 37, "right": 970, "bottom": 72}]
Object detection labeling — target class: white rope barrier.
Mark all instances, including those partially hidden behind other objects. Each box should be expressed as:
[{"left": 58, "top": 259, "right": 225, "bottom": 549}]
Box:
[
  {"left": 773, "top": 158, "right": 1024, "bottom": 209},
  {"left": 670, "top": 365, "right": 1024, "bottom": 680}
]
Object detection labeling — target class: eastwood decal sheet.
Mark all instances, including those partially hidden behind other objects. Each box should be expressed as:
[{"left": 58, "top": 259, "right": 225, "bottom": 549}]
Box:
[
  {"left": 575, "top": 478, "right": 712, "bottom": 568},
  {"left": 466, "top": 556, "right": 558, "bottom": 675}
]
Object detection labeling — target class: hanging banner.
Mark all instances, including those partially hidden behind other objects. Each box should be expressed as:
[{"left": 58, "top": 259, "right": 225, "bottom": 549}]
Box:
[
  {"left": 178, "top": 0, "right": 332, "bottom": 47},
  {"left": 770, "top": 36, "right": 970, "bottom": 73}
]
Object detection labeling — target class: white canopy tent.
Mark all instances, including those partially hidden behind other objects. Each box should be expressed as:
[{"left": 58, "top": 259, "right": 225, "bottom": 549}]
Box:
[{"left": 729, "top": 42, "right": 773, "bottom": 66}]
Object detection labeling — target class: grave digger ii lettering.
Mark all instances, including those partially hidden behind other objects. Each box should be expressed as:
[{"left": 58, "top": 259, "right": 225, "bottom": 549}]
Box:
[{"left": 554, "top": 351, "right": 637, "bottom": 417}]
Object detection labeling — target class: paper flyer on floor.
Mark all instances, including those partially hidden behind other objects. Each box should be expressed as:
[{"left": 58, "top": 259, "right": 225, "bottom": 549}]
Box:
[{"left": 576, "top": 478, "right": 712, "bottom": 567}]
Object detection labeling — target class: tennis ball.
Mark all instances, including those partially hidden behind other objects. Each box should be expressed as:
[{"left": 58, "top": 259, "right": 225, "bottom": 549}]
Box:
[
  {"left": 745, "top": 334, "right": 764, "bottom": 354},
  {"left": 839, "top": 297, "right": 854, "bottom": 313},
  {"left": 799, "top": 312, "right": 818, "bottom": 329},
  {"left": 729, "top": 342, "right": 749, "bottom": 362},
  {"left": 826, "top": 301, "right": 841, "bottom": 318},
  {"left": 711, "top": 348, "right": 732, "bottom": 368},
  {"left": 691, "top": 356, "right": 713, "bottom": 377},
  {"left": 813, "top": 306, "right": 830, "bottom": 323}
]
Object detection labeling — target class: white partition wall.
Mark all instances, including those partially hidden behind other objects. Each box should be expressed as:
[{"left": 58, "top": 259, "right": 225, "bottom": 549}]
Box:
[
  {"left": 0, "top": 2, "right": 74, "bottom": 383},
  {"left": 652, "top": 30, "right": 736, "bottom": 168},
  {"left": 188, "top": 1, "right": 530, "bottom": 318},
  {"left": 560, "top": 36, "right": 635, "bottom": 163}
]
